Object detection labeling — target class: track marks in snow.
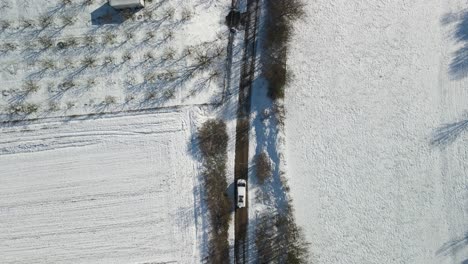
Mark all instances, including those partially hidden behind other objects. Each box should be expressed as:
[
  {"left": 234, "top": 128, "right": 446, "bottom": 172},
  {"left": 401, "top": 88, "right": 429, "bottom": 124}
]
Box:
[
  {"left": 0, "top": 110, "right": 198, "bottom": 263},
  {"left": 0, "top": 112, "right": 183, "bottom": 155}
]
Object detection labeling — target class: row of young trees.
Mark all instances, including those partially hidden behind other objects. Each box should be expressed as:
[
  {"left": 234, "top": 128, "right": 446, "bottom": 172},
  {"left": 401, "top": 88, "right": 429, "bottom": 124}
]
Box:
[
  {"left": 254, "top": 1, "right": 309, "bottom": 262},
  {"left": 262, "top": 0, "right": 305, "bottom": 100},
  {"left": 197, "top": 120, "right": 231, "bottom": 263}
]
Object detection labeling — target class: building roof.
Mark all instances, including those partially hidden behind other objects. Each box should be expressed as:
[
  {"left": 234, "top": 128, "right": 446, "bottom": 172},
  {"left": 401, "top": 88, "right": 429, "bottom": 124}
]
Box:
[{"left": 109, "top": 0, "right": 144, "bottom": 9}]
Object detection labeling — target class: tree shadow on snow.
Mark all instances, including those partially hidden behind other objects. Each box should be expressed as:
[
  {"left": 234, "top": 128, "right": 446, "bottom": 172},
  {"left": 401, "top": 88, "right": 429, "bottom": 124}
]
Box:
[
  {"left": 430, "top": 116, "right": 468, "bottom": 147},
  {"left": 437, "top": 232, "right": 468, "bottom": 264},
  {"left": 442, "top": 11, "right": 468, "bottom": 79}
]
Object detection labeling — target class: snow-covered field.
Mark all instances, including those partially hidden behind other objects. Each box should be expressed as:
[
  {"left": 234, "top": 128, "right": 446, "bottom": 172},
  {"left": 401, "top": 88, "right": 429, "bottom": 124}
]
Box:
[
  {"left": 0, "top": 0, "right": 229, "bottom": 121},
  {"left": 0, "top": 109, "right": 205, "bottom": 263},
  {"left": 286, "top": 0, "right": 468, "bottom": 263}
]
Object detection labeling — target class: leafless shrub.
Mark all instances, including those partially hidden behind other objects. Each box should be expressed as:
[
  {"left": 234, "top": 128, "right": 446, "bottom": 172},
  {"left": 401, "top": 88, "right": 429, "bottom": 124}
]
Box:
[
  {"left": 60, "top": 15, "right": 75, "bottom": 26},
  {"left": 181, "top": 8, "right": 193, "bottom": 21},
  {"left": 102, "top": 32, "right": 117, "bottom": 45},
  {"left": 194, "top": 52, "right": 212, "bottom": 70},
  {"left": 163, "top": 30, "right": 174, "bottom": 41},
  {"left": 163, "top": 7, "right": 175, "bottom": 19},
  {"left": 63, "top": 58, "right": 74, "bottom": 68},
  {"left": 263, "top": 61, "right": 287, "bottom": 100},
  {"left": 158, "top": 69, "right": 176, "bottom": 81},
  {"left": 163, "top": 89, "right": 175, "bottom": 99},
  {"left": 125, "top": 31, "right": 134, "bottom": 41},
  {"left": 48, "top": 101, "right": 60, "bottom": 111},
  {"left": 0, "top": 20, "right": 10, "bottom": 30},
  {"left": 23, "top": 80, "right": 40, "bottom": 94},
  {"left": 102, "top": 55, "right": 115, "bottom": 66},
  {"left": 270, "top": 0, "right": 306, "bottom": 21},
  {"left": 82, "top": 56, "right": 96, "bottom": 68},
  {"left": 2, "top": 42, "right": 17, "bottom": 52},
  {"left": 39, "top": 15, "right": 53, "bottom": 28},
  {"left": 65, "top": 101, "right": 75, "bottom": 109},
  {"left": 104, "top": 95, "right": 116, "bottom": 105},
  {"left": 145, "top": 91, "right": 157, "bottom": 101},
  {"left": 61, "top": 0, "right": 72, "bottom": 5},
  {"left": 122, "top": 51, "right": 132, "bottom": 61},
  {"left": 86, "top": 78, "right": 96, "bottom": 87},
  {"left": 162, "top": 48, "right": 175, "bottom": 61},
  {"left": 144, "top": 72, "right": 157, "bottom": 83},
  {"left": 145, "top": 31, "right": 155, "bottom": 40},
  {"left": 65, "top": 37, "right": 78, "bottom": 47},
  {"left": 273, "top": 102, "right": 285, "bottom": 127},
  {"left": 183, "top": 45, "right": 195, "bottom": 57},
  {"left": 143, "top": 9, "right": 153, "bottom": 20},
  {"left": 38, "top": 36, "right": 53, "bottom": 49},
  {"left": 125, "top": 94, "right": 135, "bottom": 103},
  {"left": 84, "top": 34, "right": 96, "bottom": 45},
  {"left": 20, "top": 19, "right": 34, "bottom": 28},
  {"left": 255, "top": 151, "right": 272, "bottom": 183},
  {"left": 144, "top": 51, "right": 154, "bottom": 61},
  {"left": 7, "top": 103, "right": 39, "bottom": 115},
  {"left": 83, "top": 0, "right": 94, "bottom": 5},
  {"left": 60, "top": 80, "right": 76, "bottom": 90},
  {"left": 41, "top": 59, "right": 56, "bottom": 70},
  {"left": 198, "top": 119, "right": 228, "bottom": 158}
]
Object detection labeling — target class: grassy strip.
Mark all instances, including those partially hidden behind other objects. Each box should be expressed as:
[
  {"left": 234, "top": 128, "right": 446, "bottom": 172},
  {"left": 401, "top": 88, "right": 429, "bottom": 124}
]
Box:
[
  {"left": 198, "top": 119, "right": 231, "bottom": 263},
  {"left": 263, "top": 0, "right": 305, "bottom": 100}
]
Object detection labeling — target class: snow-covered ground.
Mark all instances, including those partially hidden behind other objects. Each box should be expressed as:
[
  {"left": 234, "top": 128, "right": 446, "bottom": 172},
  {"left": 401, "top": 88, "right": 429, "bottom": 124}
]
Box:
[
  {"left": 0, "top": 109, "right": 207, "bottom": 263},
  {"left": 0, "top": 0, "right": 229, "bottom": 121},
  {"left": 286, "top": 0, "right": 468, "bottom": 263}
]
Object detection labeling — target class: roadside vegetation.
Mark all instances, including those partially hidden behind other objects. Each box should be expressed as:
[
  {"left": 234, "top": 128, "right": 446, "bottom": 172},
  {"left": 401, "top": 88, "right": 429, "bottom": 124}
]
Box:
[
  {"left": 198, "top": 119, "right": 231, "bottom": 263},
  {"left": 255, "top": 151, "right": 272, "bottom": 183},
  {"left": 255, "top": 206, "right": 310, "bottom": 263},
  {"left": 263, "top": 0, "right": 305, "bottom": 100},
  {"left": 254, "top": 2, "right": 310, "bottom": 262}
]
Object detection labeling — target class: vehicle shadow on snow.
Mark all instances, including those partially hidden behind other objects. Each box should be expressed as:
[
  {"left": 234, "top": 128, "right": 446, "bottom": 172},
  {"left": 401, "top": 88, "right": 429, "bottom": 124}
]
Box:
[{"left": 442, "top": 10, "right": 468, "bottom": 79}]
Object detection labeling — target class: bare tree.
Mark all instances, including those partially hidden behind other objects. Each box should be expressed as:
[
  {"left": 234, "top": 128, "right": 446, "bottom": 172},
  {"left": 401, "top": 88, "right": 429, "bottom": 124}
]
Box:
[
  {"left": 144, "top": 72, "right": 157, "bottom": 83},
  {"left": 102, "top": 32, "right": 117, "bottom": 45},
  {"left": 162, "top": 48, "right": 175, "bottom": 61},
  {"left": 145, "top": 31, "right": 155, "bottom": 41},
  {"left": 82, "top": 56, "right": 96, "bottom": 68},
  {"left": 144, "top": 51, "right": 154, "bottom": 61},
  {"left": 60, "top": 15, "right": 75, "bottom": 26},
  {"left": 83, "top": 0, "right": 94, "bottom": 6},
  {"left": 41, "top": 59, "right": 56, "bottom": 70},
  {"left": 104, "top": 95, "right": 116, "bottom": 105},
  {"left": 255, "top": 151, "right": 272, "bottom": 183},
  {"left": 84, "top": 35, "right": 96, "bottom": 45},
  {"left": 2, "top": 42, "right": 18, "bottom": 52},
  {"left": 38, "top": 36, "right": 53, "bottom": 49},
  {"left": 122, "top": 51, "right": 132, "bottom": 61},
  {"left": 102, "top": 55, "right": 115, "bottom": 66},
  {"left": 0, "top": 20, "right": 10, "bottom": 30},
  {"left": 39, "top": 15, "right": 53, "bottom": 28},
  {"left": 181, "top": 8, "right": 193, "bottom": 21},
  {"left": 23, "top": 80, "right": 40, "bottom": 94},
  {"left": 163, "top": 7, "right": 175, "bottom": 20}
]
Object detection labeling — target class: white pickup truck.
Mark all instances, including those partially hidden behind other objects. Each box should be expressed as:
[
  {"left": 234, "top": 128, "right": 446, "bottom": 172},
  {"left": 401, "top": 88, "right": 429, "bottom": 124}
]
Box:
[{"left": 237, "top": 179, "right": 247, "bottom": 208}]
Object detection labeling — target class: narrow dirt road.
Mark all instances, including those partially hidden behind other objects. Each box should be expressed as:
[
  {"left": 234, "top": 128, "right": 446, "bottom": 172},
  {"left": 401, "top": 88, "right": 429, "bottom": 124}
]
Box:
[{"left": 233, "top": 0, "right": 260, "bottom": 263}]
